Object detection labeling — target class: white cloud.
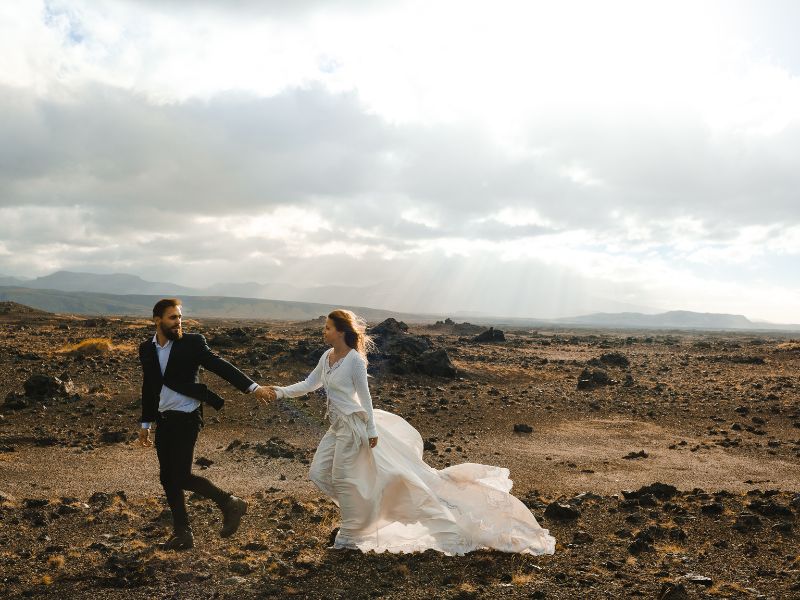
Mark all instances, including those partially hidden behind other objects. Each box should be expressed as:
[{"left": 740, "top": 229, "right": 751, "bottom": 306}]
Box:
[{"left": 0, "top": 1, "right": 799, "bottom": 322}]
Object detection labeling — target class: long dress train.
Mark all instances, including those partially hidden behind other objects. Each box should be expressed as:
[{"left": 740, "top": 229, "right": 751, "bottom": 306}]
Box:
[{"left": 318, "top": 408, "right": 556, "bottom": 555}]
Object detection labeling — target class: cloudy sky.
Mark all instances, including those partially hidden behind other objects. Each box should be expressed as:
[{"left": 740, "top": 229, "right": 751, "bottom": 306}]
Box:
[{"left": 1, "top": 0, "right": 799, "bottom": 321}]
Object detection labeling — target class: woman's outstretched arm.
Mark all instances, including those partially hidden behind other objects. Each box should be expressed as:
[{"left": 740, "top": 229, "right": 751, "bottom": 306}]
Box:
[{"left": 273, "top": 353, "right": 325, "bottom": 399}]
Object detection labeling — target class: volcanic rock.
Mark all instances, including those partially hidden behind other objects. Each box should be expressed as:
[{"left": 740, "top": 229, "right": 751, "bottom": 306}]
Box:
[
  {"left": 370, "top": 318, "right": 409, "bottom": 336},
  {"left": 99, "top": 430, "right": 127, "bottom": 444},
  {"left": 23, "top": 374, "right": 74, "bottom": 399},
  {"left": 623, "top": 450, "right": 648, "bottom": 460},
  {"left": 732, "top": 512, "right": 762, "bottom": 532},
  {"left": 658, "top": 582, "right": 690, "bottom": 600},
  {"left": 572, "top": 530, "right": 594, "bottom": 544},
  {"left": 628, "top": 530, "right": 655, "bottom": 555},
  {"left": 700, "top": 502, "right": 724, "bottom": 516},
  {"left": 254, "top": 438, "right": 298, "bottom": 459},
  {"left": 623, "top": 482, "right": 678, "bottom": 500},
  {"left": 543, "top": 502, "right": 580, "bottom": 520},
  {"left": 291, "top": 340, "right": 328, "bottom": 366},
  {"left": 385, "top": 335, "right": 432, "bottom": 357},
  {"left": 589, "top": 352, "right": 630, "bottom": 368},
  {"left": 683, "top": 574, "right": 713, "bottom": 587},
  {"left": 747, "top": 499, "right": 792, "bottom": 517},
  {"left": 3, "top": 393, "right": 29, "bottom": 410},
  {"left": 577, "top": 367, "right": 617, "bottom": 391},
  {"left": 472, "top": 327, "right": 506, "bottom": 343}
]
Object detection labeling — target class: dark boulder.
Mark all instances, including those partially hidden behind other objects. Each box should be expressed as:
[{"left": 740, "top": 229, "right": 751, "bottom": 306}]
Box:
[
  {"left": 628, "top": 530, "right": 655, "bottom": 554},
  {"left": 623, "top": 450, "right": 649, "bottom": 460},
  {"left": 385, "top": 334, "right": 432, "bottom": 356},
  {"left": 747, "top": 499, "right": 792, "bottom": 517},
  {"left": 472, "top": 327, "right": 505, "bottom": 343},
  {"left": 577, "top": 367, "right": 617, "bottom": 391},
  {"left": 732, "top": 512, "right": 762, "bottom": 532},
  {"left": 623, "top": 482, "right": 678, "bottom": 500},
  {"left": 658, "top": 582, "right": 690, "bottom": 600},
  {"left": 700, "top": 502, "right": 724, "bottom": 516},
  {"left": 572, "top": 530, "right": 594, "bottom": 544},
  {"left": 83, "top": 317, "right": 110, "bottom": 327},
  {"left": 209, "top": 327, "right": 253, "bottom": 348},
  {"left": 513, "top": 423, "right": 533, "bottom": 433},
  {"left": 254, "top": 437, "right": 298, "bottom": 459},
  {"left": 369, "top": 318, "right": 409, "bottom": 337},
  {"left": 590, "top": 352, "right": 630, "bottom": 368},
  {"left": 543, "top": 502, "right": 580, "bottom": 520},
  {"left": 369, "top": 318, "right": 455, "bottom": 378},
  {"left": 291, "top": 340, "right": 328, "bottom": 366},
  {"left": 100, "top": 430, "right": 127, "bottom": 444},
  {"left": 24, "top": 374, "right": 74, "bottom": 399},
  {"left": 3, "top": 392, "right": 29, "bottom": 410},
  {"left": 414, "top": 349, "right": 457, "bottom": 378}
]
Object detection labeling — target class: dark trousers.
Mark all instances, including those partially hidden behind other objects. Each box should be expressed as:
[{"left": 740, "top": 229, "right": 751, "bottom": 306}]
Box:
[{"left": 154, "top": 409, "right": 230, "bottom": 532}]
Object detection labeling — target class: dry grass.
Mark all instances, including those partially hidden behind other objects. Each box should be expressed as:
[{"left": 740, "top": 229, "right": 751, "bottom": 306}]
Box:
[
  {"left": 655, "top": 543, "right": 687, "bottom": 554},
  {"left": 707, "top": 581, "right": 750, "bottom": 596},
  {"left": 47, "top": 555, "right": 65, "bottom": 570},
  {"left": 775, "top": 341, "right": 800, "bottom": 351},
  {"left": 59, "top": 337, "right": 115, "bottom": 356},
  {"left": 511, "top": 571, "right": 537, "bottom": 585}
]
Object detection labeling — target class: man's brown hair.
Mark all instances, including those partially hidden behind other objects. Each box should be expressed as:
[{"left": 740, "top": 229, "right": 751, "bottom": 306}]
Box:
[{"left": 152, "top": 298, "right": 182, "bottom": 318}]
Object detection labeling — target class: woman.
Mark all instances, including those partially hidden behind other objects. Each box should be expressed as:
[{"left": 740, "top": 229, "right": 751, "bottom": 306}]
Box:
[{"left": 263, "top": 309, "right": 556, "bottom": 555}]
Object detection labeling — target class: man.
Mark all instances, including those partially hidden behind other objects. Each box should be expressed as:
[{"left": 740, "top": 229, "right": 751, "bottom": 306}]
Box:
[{"left": 137, "top": 298, "right": 272, "bottom": 550}]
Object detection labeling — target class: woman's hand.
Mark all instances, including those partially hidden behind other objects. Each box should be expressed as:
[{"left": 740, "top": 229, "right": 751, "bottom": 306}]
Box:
[
  {"left": 254, "top": 386, "right": 278, "bottom": 404},
  {"left": 369, "top": 437, "right": 378, "bottom": 448}
]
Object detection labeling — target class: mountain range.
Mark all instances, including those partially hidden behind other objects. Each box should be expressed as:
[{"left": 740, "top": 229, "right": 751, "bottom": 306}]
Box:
[{"left": 1, "top": 271, "right": 798, "bottom": 331}]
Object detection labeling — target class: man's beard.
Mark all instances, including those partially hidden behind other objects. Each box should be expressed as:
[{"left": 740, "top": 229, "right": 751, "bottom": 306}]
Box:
[{"left": 162, "top": 325, "right": 183, "bottom": 341}]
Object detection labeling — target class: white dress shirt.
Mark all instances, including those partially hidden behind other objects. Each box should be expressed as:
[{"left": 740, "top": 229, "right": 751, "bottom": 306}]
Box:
[
  {"left": 141, "top": 334, "right": 258, "bottom": 429},
  {"left": 273, "top": 348, "right": 378, "bottom": 438}
]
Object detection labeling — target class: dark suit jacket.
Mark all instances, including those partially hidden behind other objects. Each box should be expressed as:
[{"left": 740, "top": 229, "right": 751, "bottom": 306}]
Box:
[{"left": 139, "top": 333, "right": 255, "bottom": 423}]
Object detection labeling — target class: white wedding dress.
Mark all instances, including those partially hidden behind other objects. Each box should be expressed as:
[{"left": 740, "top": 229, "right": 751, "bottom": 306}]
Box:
[
  {"left": 274, "top": 349, "right": 556, "bottom": 556},
  {"left": 335, "top": 408, "right": 556, "bottom": 555}
]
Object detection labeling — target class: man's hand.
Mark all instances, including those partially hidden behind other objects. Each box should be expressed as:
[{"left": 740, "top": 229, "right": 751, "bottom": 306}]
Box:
[
  {"left": 369, "top": 437, "right": 378, "bottom": 448},
  {"left": 254, "top": 386, "right": 277, "bottom": 404},
  {"left": 138, "top": 428, "right": 152, "bottom": 447}
]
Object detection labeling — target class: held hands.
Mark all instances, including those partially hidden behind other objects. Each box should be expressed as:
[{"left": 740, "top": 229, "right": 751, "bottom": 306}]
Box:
[
  {"left": 137, "top": 428, "right": 152, "bottom": 448},
  {"left": 254, "top": 385, "right": 278, "bottom": 404}
]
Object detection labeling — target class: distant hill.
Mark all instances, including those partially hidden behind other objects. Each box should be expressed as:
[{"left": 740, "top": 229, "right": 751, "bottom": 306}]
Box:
[
  {"left": 0, "top": 275, "right": 28, "bottom": 286},
  {"left": 0, "top": 301, "right": 53, "bottom": 318},
  {"left": 556, "top": 310, "right": 800, "bottom": 331},
  {"left": 0, "top": 286, "right": 439, "bottom": 323},
  {"left": 21, "top": 271, "right": 196, "bottom": 295},
  {"left": 1, "top": 275, "right": 798, "bottom": 332},
  {"left": 2, "top": 271, "right": 399, "bottom": 311}
]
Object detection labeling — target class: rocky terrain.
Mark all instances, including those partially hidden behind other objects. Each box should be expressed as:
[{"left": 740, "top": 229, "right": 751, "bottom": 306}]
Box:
[{"left": 0, "top": 302, "right": 798, "bottom": 599}]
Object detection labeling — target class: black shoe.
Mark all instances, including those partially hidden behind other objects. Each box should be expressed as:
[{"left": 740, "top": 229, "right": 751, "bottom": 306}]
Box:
[
  {"left": 162, "top": 528, "right": 194, "bottom": 551},
  {"left": 327, "top": 527, "right": 340, "bottom": 548},
  {"left": 220, "top": 496, "right": 247, "bottom": 538}
]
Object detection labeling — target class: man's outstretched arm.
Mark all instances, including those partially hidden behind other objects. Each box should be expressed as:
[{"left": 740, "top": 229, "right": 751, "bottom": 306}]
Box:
[{"left": 195, "top": 334, "right": 257, "bottom": 393}]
